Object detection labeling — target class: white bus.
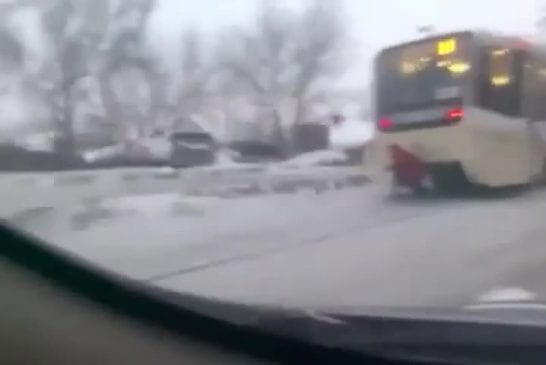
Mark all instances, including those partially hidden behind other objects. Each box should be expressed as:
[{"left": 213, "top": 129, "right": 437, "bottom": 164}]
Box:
[{"left": 373, "top": 31, "right": 546, "bottom": 192}]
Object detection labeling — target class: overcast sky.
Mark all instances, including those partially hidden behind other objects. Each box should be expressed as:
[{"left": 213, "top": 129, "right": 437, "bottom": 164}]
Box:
[
  {"left": 1, "top": 0, "right": 542, "bottom": 134},
  {"left": 148, "top": 0, "right": 540, "bottom": 86},
  {"left": 150, "top": 0, "right": 539, "bottom": 46}
]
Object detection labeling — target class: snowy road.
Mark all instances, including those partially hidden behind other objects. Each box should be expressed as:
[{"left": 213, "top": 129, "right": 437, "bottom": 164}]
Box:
[{"left": 5, "top": 167, "right": 546, "bottom": 312}]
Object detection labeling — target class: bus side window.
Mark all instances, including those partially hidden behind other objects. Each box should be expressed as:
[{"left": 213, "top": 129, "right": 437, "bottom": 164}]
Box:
[
  {"left": 534, "top": 62, "right": 546, "bottom": 121},
  {"left": 523, "top": 57, "right": 546, "bottom": 122},
  {"left": 522, "top": 56, "right": 538, "bottom": 121},
  {"left": 478, "top": 47, "right": 522, "bottom": 117}
]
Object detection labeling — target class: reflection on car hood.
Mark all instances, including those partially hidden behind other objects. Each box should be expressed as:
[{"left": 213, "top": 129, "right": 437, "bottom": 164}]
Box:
[
  {"left": 156, "top": 283, "right": 546, "bottom": 334},
  {"left": 156, "top": 285, "right": 546, "bottom": 365}
]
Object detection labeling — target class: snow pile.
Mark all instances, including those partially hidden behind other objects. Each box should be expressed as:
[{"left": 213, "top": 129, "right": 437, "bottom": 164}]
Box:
[
  {"left": 204, "top": 149, "right": 267, "bottom": 174},
  {"left": 215, "top": 149, "right": 243, "bottom": 167},
  {"left": 281, "top": 150, "right": 348, "bottom": 168},
  {"left": 82, "top": 145, "right": 124, "bottom": 163},
  {"left": 329, "top": 119, "right": 374, "bottom": 150},
  {"left": 82, "top": 135, "right": 172, "bottom": 163},
  {"left": 140, "top": 136, "right": 171, "bottom": 159},
  {"left": 267, "top": 150, "right": 348, "bottom": 171},
  {"left": 18, "top": 132, "right": 55, "bottom": 152}
]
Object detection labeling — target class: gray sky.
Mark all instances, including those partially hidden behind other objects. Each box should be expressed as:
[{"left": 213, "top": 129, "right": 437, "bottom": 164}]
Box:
[
  {"left": 150, "top": 0, "right": 539, "bottom": 41},
  {"left": 149, "top": 0, "right": 540, "bottom": 87},
  {"left": 1, "top": 0, "right": 541, "bottom": 133}
]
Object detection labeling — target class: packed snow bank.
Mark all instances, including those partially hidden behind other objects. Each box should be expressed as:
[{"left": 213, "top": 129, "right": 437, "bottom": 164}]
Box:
[
  {"left": 141, "top": 136, "right": 171, "bottom": 159},
  {"left": 82, "top": 145, "right": 123, "bottom": 163},
  {"left": 329, "top": 119, "right": 374, "bottom": 150},
  {"left": 215, "top": 149, "right": 243, "bottom": 167},
  {"left": 17, "top": 132, "right": 55, "bottom": 152},
  {"left": 279, "top": 150, "right": 348, "bottom": 168},
  {"left": 82, "top": 136, "right": 172, "bottom": 163}
]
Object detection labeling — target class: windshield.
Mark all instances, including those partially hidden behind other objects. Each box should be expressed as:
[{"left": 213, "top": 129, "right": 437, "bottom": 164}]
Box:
[
  {"left": 3, "top": 0, "right": 546, "bottom": 348},
  {"left": 376, "top": 34, "right": 473, "bottom": 114}
]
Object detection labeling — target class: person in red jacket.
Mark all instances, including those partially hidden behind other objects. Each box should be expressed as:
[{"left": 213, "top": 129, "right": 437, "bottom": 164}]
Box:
[{"left": 389, "top": 144, "right": 427, "bottom": 192}]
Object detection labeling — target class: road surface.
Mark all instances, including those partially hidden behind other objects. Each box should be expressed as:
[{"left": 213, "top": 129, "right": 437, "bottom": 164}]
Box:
[{"left": 4, "top": 167, "right": 546, "bottom": 312}]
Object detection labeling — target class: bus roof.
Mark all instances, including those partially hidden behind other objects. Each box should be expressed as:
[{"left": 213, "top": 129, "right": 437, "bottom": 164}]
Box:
[
  {"left": 376, "top": 30, "right": 474, "bottom": 59},
  {"left": 375, "top": 30, "right": 540, "bottom": 61}
]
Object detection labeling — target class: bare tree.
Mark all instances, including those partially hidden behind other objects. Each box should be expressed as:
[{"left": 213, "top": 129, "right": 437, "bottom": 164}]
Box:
[
  {"left": 98, "top": 0, "right": 158, "bottom": 142},
  {"left": 175, "top": 31, "right": 207, "bottom": 127},
  {"left": 2, "top": 0, "right": 345, "bottom": 156},
  {"left": 0, "top": 26, "right": 24, "bottom": 71},
  {"left": 19, "top": 0, "right": 158, "bottom": 152},
  {"left": 0, "top": 24, "right": 26, "bottom": 142},
  {"left": 32, "top": 0, "right": 110, "bottom": 154},
  {"left": 215, "top": 0, "right": 345, "bottom": 151},
  {"left": 217, "top": 1, "right": 344, "bottom": 120}
]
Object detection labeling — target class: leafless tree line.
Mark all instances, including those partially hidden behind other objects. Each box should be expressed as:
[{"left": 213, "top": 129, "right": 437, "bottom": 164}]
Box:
[{"left": 0, "top": 0, "right": 348, "bottom": 154}]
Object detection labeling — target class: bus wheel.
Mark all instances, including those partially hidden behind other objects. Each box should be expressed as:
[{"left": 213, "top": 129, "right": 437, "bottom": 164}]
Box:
[
  {"left": 411, "top": 185, "right": 429, "bottom": 197},
  {"left": 537, "top": 159, "right": 546, "bottom": 186},
  {"left": 430, "top": 164, "right": 470, "bottom": 194},
  {"left": 389, "top": 175, "right": 428, "bottom": 198},
  {"left": 388, "top": 178, "right": 404, "bottom": 197}
]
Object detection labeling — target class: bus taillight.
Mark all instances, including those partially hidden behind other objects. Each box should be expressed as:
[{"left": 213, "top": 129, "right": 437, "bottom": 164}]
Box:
[
  {"left": 445, "top": 107, "right": 464, "bottom": 122},
  {"left": 378, "top": 117, "right": 394, "bottom": 131}
]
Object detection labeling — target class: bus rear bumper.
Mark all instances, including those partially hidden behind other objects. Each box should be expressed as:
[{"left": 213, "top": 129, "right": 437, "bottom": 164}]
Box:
[{"left": 376, "top": 119, "right": 536, "bottom": 188}]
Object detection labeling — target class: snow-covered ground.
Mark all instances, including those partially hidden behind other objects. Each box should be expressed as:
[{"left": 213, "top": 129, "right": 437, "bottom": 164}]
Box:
[
  {"left": 140, "top": 135, "right": 172, "bottom": 159},
  {"left": 16, "top": 132, "right": 55, "bottom": 152},
  {"left": 82, "top": 136, "right": 172, "bottom": 163},
  {"left": 82, "top": 145, "right": 124, "bottom": 163},
  {"left": 275, "top": 150, "right": 348, "bottom": 169}
]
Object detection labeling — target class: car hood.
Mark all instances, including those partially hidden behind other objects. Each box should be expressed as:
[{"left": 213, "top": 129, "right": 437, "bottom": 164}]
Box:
[
  {"left": 153, "top": 286, "right": 546, "bottom": 365},
  {"left": 162, "top": 286, "right": 546, "bottom": 329},
  {"left": 8, "top": 177, "right": 546, "bottom": 333}
]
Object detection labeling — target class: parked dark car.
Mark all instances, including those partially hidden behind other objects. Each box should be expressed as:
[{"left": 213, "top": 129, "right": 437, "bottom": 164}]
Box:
[
  {"left": 170, "top": 132, "right": 216, "bottom": 168},
  {"left": 292, "top": 123, "right": 329, "bottom": 153}
]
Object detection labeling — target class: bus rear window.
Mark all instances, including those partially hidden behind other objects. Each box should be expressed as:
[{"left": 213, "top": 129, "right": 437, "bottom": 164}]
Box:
[
  {"left": 477, "top": 47, "right": 523, "bottom": 117},
  {"left": 376, "top": 35, "right": 472, "bottom": 115}
]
